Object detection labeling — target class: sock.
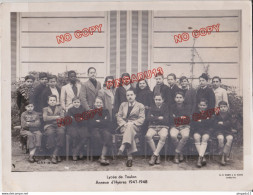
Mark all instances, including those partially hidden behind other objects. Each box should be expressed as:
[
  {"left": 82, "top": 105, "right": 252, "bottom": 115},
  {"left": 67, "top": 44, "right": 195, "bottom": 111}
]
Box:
[
  {"left": 119, "top": 144, "right": 125, "bottom": 152},
  {"left": 154, "top": 140, "right": 165, "bottom": 156},
  {"left": 127, "top": 153, "right": 133, "bottom": 160},
  {"left": 147, "top": 139, "right": 156, "bottom": 153},
  {"left": 30, "top": 148, "right": 36, "bottom": 156},
  {"left": 199, "top": 142, "right": 208, "bottom": 157},
  {"left": 194, "top": 143, "right": 201, "bottom": 155},
  {"left": 101, "top": 146, "right": 108, "bottom": 158},
  {"left": 223, "top": 143, "right": 231, "bottom": 155}
]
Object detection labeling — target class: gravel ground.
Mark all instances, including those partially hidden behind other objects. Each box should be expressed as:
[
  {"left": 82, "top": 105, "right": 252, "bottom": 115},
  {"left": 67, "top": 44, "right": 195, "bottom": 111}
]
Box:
[{"left": 11, "top": 138, "right": 243, "bottom": 172}]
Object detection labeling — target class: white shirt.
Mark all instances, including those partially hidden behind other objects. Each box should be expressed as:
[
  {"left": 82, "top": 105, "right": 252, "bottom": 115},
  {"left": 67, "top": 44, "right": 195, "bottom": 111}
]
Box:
[
  {"left": 50, "top": 87, "right": 60, "bottom": 105},
  {"left": 213, "top": 87, "right": 229, "bottom": 107}
]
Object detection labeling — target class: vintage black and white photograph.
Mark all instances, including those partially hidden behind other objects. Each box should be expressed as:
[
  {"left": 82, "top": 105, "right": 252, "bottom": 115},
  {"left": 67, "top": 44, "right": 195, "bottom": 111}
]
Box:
[
  {"left": 9, "top": 9, "right": 244, "bottom": 172},
  {"left": 1, "top": 1, "right": 252, "bottom": 191}
]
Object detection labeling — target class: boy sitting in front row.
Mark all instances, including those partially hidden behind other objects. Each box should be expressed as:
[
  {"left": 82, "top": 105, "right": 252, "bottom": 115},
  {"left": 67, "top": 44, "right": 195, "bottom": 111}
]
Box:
[
  {"left": 20, "top": 101, "right": 42, "bottom": 163},
  {"left": 214, "top": 101, "right": 237, "bottom": 166},
  {"left": 43, "top": 95, "right": 65, "bottom": 164},
  {"left": 145, "top": 94, "right": 169, "bottom": 166}
]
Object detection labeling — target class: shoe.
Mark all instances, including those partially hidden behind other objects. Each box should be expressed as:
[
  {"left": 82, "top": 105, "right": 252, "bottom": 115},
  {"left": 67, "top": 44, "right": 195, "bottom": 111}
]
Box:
[
  {"left": 179, "top": 154, "right": 184, "bottom": 162},
  {"left": 33, "top": 156, "right": 39, "bottom": 162},
  {"left": 51, "top": 155, "right": 58, "bottom": 164},
  {"left": 201, "top": 156, "right": 207, "bottom": 166},
  {"left": 221, "top": 153, "right": 226, "bottom": 166},
  {"left": 173, "top": 153, "right": 179, "bottom": 164},
  {"left": 73, "top": 156, "right": 78, "bottom": 161},
  {"left": 57, "top": 156, "right": 62, "bottom": 162},
  {"left": 149, "top": 154, "right": 157, "bottom": 166},
  {"left": 100, "top": 158, "right": 110, "bottom": 166},
  {"left": 197, "top": 156, "right": 202, "bottom": 168},
  {"left": 28, "top": 155, "right": 35, "bottom": 163},
  {"left": 155, "top": 155, "right": 161, "bottom": 164},
  {"left": 126, "top": 159, "right": 133, "bottom": 167}
]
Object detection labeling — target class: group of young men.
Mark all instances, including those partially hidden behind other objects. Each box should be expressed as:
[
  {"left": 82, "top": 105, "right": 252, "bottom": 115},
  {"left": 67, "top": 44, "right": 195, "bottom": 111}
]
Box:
[{"left": 16, "top": 67, "right": 237, "bottom": 168}]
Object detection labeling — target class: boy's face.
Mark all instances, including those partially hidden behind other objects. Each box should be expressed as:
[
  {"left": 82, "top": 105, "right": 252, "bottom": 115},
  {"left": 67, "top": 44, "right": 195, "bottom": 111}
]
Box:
[
  {"left": 199, "top": 78, "right": 207, "bottom": 87},
  {"left": 126, "top": 91, "right": 136, "bottom": 103},
  {"left": 122, "top": 76, "right": 131, "bottom": 86},
  {"left": 48, "top": 78, "right": 57, "bottom": 88},
  {"left": 69, "top": 73, "right": 77, "bottom": 83},
  {"left": 25, "top": 79, "right": 34, "bottom": 88},
  {"left": 25, "top": 104, "right": 34, "bottom": 112},
  {"left": 48, "top": 97, "right": 57, "bottom": 107},
  {"left": 167, "top": 76, "right": 176, "bottom": 86},
  {"left": 154, "top": 96, "right": 163, "bottom": 107},
  {"left": 138, "top": 80, "right": 147, "bottom": 89},
  {"left": 175, "top": 94, "right": 184, "bottom": 104},
  {"left": 212, "top": 78, "right": 221, "bottom": 89},
  {"left": 106, "top": 79, "right": 114, "bottom": 89},
  {"left": 155, "top": 76, "right": 164, "bottom": 85},
  {"left": 180, "top": 79, "right": 188, "bottom": 88},
  {"left": 73, "top": 99, "right": 81, "bottom": 108},
  {"left": 88, "top": 69, "right": 97, "bottom": 80},
  {"left": 198, "top": 102, "right": 208, "bottom": 111},
  {"left": 220, "top": 105, "right": 228, "bottom": 112},
  {"left": 40, "top": 77, "right": 48, "bottom": 85},
  {"left": 94, "top": 98, "right": 103, "bottom": 108}
]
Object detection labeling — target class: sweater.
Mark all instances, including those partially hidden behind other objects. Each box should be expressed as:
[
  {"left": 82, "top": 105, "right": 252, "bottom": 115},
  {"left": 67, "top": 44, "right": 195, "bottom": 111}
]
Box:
[
  {"left": 147, "top": 103, "right": 170, "bottom": 127},
  {"left": 196, "top": 86, "right": 216, "bottom": 110}
]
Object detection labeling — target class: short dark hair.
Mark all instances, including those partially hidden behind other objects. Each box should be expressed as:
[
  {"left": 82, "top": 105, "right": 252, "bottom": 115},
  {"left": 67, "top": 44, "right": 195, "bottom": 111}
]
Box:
[
  {"left": 218, "top": 101, "right": 228, "bottom": 107},
  {"left": 39, "top": 72, "right": 48, "bottom": 79},
  {"left": 88, "top": 67, "right": 96, "bottom": 74},
  {"left": 72, "top": 96, "right": 80, "bottom": 102},
  {"left": 48, "top": 75, "right": 57, "bottom": 81},
  {"left": 25, "top": 75, "right": 35, "bottom": 81},
  {"left": 198, "top": 98, "right": 208, "bottom": 105},
  {"left": 126, "top": 89, "right": 135, "bottom": 94},
  {"left": 24, "top": 101, "right": 34, "bottom": 107},
  {"left": 179, "top": 76, "right": 188, "bottom": 83},
  {"left": 154, "top": 93, "right": 164, "bottom": 100},
  {"left": 175, "top": 91, "right": 185, "bottom": 98},
  {"left": 68, "top": 70, "right": 76, "bottom": 77},
  {"left": 167, "top": 73, "right": 176, "bottom": 80},
  {"left": 155, "top": 72, "right": 164, "bottom": 78},
  {"left": 199, "top": 73, "right": 209, "bottom": 81},
  {"left": 212, "top": 76, "right": 221, "bottom": 82},
  {"left": 48, "top": 94, "right": 57, "bottom": 101}
]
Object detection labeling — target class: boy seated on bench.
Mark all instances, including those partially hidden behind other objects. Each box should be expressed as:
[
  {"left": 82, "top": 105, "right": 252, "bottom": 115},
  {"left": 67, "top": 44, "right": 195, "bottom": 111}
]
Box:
[
  {"left": 20, "top": 101, "right": 42, "bottom": 163},
  {"left": 145, "top": 94, "right": 169, "bottom": 166}
]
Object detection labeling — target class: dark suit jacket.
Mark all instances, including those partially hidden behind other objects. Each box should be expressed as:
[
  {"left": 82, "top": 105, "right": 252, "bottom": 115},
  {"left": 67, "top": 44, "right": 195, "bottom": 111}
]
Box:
[
  {"left": 32, "top": 84, "right": 47, "bottom": 113},
  {"left": 114, "top": 85, "right": 135, "bottom": 113},
  {"left": 41, "top": 86, "right": 61, "bottom": 109},
  {"left": 79, "top": 79, "right": 101, "bottom": 111}
]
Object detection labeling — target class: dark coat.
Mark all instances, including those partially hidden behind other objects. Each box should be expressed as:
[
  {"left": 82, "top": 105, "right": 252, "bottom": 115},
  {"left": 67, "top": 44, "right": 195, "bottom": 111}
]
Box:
[
  {"left": 190, "top": 108, "right": 214, "bottom": 135},
  {"left": 32, "top": 83, "right": 47, "bottom": 113},
  {"left": 147, "top": 103, "right": 170, "bottom": 127},
  {"left": 136, "top": 87, "right": 153, "bottom": 108},
  {"left": 67, "top": 105, "right": 87, "bottom": 127},
  {"left": 196, "top": 86, "right": 216, "bottom": 110},
  {"left": 171, "top": 103, "right": 191, "bottom": 126},
  {"left": 152, "top": 84, "right": 169, "bottom": 104},
  {"left": 182, "top": 88, "right": 196, "bottom": 114},
  {"left": 213, "top": 112, "right": 235, "bottom": 136},
  {"left": 41, "top": 86, "right": 61, "bottom": 109},
  {"left": 89, "top": 108, "right": 111, "bottom": 129},
  {"left": 114, "top": 85, "right": 135, "bottom": 113},
  {"left": 16, "top": 85, "right": 34, "bottom": 115}
]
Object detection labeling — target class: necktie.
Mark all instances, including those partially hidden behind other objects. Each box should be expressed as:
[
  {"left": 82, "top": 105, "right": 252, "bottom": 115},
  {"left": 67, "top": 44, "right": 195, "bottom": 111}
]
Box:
[{"left": 72, "top": 85, "right": 77, "bottom": 96}]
